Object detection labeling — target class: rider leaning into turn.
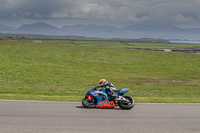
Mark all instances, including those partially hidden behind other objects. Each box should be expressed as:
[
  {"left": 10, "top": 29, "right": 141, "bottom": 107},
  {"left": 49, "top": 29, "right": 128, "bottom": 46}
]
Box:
[{"left": 93, "top": 79, "right": 118, "bottom": 98}]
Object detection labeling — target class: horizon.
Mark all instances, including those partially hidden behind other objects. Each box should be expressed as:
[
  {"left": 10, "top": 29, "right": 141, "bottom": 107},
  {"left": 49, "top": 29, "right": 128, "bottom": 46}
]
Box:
[
  {"left": 1, "top": 21, "right": 198, "bottom": 29},
  {"left": 1, "top": 21, "right": 200, "bottom": 40}
]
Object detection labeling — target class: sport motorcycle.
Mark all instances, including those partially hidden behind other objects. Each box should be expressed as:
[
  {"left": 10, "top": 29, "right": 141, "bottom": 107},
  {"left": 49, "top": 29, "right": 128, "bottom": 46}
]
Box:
[{"left": 82, "top": 87, "right": 134, "bottom": 110}]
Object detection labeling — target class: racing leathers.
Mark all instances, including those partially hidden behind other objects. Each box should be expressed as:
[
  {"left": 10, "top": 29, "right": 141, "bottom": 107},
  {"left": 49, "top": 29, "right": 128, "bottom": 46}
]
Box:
[{"left": 96, "top": 81, "right": 117, "bottom": 97}]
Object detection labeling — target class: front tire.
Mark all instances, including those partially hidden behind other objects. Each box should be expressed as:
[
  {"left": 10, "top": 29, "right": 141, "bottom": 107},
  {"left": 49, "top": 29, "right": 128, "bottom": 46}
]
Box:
[
  {"left": 118, "top": 96, "right": 135, "bottom": 110},
  {"left": 82, "top": 97, "right": 97, "bottom": 108}
]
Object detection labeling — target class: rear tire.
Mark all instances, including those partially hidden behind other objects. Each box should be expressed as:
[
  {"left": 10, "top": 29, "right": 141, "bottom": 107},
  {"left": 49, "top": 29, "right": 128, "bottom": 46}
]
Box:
[
  {"left": 82, "top": 97, "right": 97, "bottom": 108},
  {"left": 118, "top": 96, "right": 135, "bottom": 110}
]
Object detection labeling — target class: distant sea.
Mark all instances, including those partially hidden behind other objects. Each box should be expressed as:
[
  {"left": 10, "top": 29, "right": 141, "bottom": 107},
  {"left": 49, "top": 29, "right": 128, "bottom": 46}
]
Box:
[{"left": 170, "top": 40, "right": 200, "bottom": 44}]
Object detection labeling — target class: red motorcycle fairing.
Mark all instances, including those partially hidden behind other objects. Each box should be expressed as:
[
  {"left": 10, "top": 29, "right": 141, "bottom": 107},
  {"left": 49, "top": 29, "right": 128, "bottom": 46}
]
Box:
[{"left": 97, "top": 100, "right": 115, "bottom": 109}]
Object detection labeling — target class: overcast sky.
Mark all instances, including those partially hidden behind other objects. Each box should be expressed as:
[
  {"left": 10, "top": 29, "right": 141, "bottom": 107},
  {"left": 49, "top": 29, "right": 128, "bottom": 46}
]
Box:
[{"left": 0, "top": 0, "right": 200, "bottom": 28}]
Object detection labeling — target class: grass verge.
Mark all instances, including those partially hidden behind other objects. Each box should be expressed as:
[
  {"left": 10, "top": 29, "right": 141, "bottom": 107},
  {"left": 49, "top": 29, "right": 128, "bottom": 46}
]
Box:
[{"left": 0, "top": 40, "right": 200, "bottom": 103}]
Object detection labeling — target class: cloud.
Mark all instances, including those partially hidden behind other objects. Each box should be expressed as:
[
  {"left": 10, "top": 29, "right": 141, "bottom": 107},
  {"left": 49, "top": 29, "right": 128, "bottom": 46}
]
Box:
[{"left": 0, "top": 0, "right": 200, "bottom": 26}]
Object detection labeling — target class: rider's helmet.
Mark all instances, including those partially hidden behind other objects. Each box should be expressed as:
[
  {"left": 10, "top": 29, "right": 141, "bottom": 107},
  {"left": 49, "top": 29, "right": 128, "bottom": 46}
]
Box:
[{"left": 99, "top": 79, "right": 106, "bottom": 84}]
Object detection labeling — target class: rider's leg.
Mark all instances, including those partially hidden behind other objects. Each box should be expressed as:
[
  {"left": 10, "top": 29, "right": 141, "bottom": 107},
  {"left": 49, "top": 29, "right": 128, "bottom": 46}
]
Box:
[{"left": 110, "top": 88, "right": 118, "bottom": 97}]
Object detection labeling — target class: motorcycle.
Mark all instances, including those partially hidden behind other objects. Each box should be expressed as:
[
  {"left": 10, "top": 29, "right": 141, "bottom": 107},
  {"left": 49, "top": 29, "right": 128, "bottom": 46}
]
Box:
[{"left": 82, "top": 87, "right": 135, "bottom": 110}]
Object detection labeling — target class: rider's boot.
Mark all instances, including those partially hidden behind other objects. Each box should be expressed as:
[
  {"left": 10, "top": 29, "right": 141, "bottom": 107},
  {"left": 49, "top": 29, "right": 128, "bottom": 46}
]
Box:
[{"left": 110, "top": 91, "right": 120, "bottom": 100}]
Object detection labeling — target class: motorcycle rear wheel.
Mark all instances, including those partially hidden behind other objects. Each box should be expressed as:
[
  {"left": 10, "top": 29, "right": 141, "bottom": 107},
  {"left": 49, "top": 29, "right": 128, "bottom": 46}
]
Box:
[
  {"left": 82, "top": 97, "right": 97, "bottom": 108},
  {"left": 118, "top": 96, "right": 135, "bottom": 110}
]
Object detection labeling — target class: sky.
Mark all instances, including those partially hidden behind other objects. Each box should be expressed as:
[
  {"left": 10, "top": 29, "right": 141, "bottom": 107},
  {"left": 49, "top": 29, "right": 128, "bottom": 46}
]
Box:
[{"left": 0, "top": 0, "right": 200, "bottom": 28}]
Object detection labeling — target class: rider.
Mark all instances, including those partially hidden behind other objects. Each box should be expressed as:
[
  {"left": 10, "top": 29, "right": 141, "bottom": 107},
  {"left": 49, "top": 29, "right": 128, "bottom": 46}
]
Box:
[{"left": 93, "top": 79, "right": 118, "bottom": 98}]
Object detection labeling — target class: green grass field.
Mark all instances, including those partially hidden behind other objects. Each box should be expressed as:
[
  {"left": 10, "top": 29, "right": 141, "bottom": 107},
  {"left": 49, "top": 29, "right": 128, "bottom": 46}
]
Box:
[{"left": 0, "top": 40, "right": 200, "bottom": 103}]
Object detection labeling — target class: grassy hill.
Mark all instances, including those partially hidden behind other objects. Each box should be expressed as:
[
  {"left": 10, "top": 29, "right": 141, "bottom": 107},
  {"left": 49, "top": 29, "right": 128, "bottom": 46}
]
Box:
[{"left": 0, "top": 40, "right": 200, "bottom": 103}]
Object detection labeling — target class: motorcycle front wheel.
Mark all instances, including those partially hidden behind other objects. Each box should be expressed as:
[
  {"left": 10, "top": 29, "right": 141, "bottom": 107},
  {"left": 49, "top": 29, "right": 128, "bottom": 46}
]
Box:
[
  {"left": 82, "top": 97, "right": 97, "bottom": 108},
  {"left": 118, "top": 96, "right": 135, "bottom": 110}
]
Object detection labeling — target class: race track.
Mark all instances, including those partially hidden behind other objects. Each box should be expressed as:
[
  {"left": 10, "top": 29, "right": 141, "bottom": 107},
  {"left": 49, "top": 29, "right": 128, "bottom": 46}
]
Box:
[{"left": 0, "top": 100, "right": 200, "bottom": 133}]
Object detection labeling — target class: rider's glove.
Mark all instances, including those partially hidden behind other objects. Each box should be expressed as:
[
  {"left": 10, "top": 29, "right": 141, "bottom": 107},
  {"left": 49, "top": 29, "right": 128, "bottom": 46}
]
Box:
[{"left": 92, "top": 86, "right": 97, "bottom": 89}]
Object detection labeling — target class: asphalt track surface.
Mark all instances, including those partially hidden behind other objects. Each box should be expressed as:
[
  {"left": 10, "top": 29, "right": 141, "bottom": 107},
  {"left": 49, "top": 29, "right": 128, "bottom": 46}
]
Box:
[{"left": 0, "top": 100, "right": 200, "bottom": 133}]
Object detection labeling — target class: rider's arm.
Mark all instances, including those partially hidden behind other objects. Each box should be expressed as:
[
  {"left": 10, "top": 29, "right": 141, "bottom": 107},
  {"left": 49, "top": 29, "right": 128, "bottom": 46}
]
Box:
[{"left": 97, "top": 81, "right": 110, "bottom": 88}]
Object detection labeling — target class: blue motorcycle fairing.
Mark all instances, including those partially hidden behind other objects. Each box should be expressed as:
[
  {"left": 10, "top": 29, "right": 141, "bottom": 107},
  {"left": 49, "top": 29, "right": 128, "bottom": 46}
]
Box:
[
  {"left": 85, "top": 89, "right": 96, "bottom": 95},
  {"left": 85, "top": 88, "right": 129, "bottom": 103},
  {"left": 85, "top": 88, "right": 108, "bottom": 103}
]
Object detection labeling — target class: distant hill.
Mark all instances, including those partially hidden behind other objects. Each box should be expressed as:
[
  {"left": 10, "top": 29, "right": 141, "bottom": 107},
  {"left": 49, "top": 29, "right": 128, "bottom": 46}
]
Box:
[
  {"left": 1, "top": 22, "right": 200, "bottom": 40},
  {"left": 17, "top": 22, "right": 60, "bottom": 35}
]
